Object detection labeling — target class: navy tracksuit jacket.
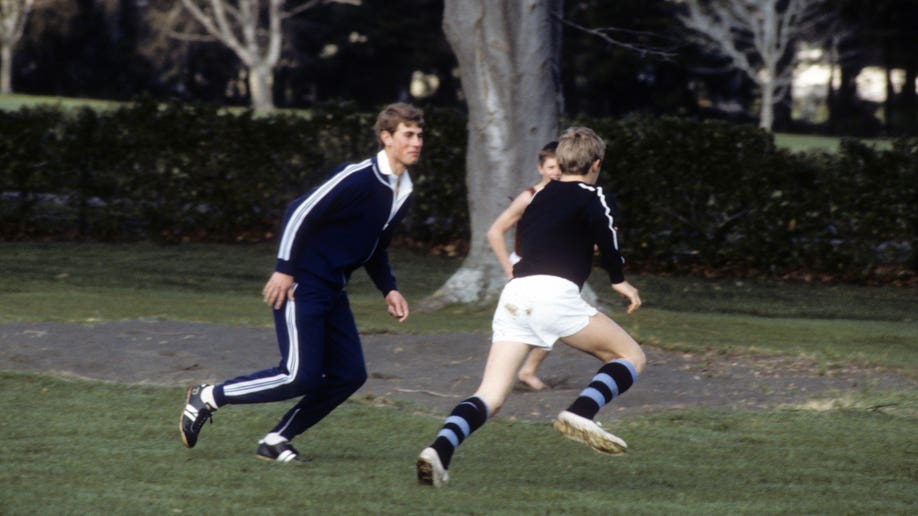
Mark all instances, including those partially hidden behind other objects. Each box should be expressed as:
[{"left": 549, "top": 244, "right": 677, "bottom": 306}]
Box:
[{"left": 214, "top": 151, "right": 412, "bottom": 439}]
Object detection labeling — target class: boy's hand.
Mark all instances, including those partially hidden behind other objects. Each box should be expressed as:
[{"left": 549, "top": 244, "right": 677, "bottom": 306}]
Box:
[
  {"left": 263, "top": 272, "right": 295, "bottom": 310},
  {"left": 385, "top": 290, "right": 410, "bottom": 322},
  {"left": 611, "top": 281, "right": 642, "bottom": 314}
]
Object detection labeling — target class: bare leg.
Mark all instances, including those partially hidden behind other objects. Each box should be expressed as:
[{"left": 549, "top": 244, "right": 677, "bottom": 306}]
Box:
[
  {"left": 418, "top": 340, "right": 532, "bottom": 486},
  {"left": 560, "top": 312, "right": 645, "bottom": 374},
  {"left": 552, "top": 312, "right": 645, "bottom": 455},
  {"left": 517, "top": 348, "right": 550, "bottom": 390},
  {"left": 472, "top": 340, "right": 532, "bottom": 416}
]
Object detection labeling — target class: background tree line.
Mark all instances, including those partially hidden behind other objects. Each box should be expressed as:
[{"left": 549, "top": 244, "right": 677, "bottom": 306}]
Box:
[
  {"left": 2, "top": 0, "right": 917, "bottom": 302},
  {"left": 3, "top": 0, "right": 917, "bottom": 135}
]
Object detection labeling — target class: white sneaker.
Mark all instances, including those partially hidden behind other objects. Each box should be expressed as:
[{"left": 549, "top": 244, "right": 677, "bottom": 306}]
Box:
[
  {"left": 553, "top": 410, "right": 627, "bottom": 455},
  {"left": 416, "top": 447, "right": 449, "bottom": 488}
]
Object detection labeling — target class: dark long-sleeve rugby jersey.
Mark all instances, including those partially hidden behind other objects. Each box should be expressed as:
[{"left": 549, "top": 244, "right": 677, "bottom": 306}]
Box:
[
  {"left": 275, "top": 150, "right": 412, "bottom": 295},
  {"left": 513, "top": 179, "right": 625, "bottom": 289}
]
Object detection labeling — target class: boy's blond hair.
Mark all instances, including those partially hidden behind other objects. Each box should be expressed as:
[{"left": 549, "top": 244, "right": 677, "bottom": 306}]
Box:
[
  {"left": 555, "top": 127, "right": 606, "bottom": 175},
  {"left": 374, "top": 103, "right": 424, "bottom": 147}
]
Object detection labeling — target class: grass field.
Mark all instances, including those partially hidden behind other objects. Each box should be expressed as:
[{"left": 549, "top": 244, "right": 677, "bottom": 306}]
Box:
[
  {"left": 2, "top": 372, "right": 915, "bottom": 515},
  {"left": 1, "top": 242, "right": 916, "bottom": 514},
  {"left": 772, "top": 132, "right": 893, "bottom": 153},
  {"left": 0, "top": 92, "right": 122, "bottom": 112},
  {"left": 2, "top": 242, "right": 915, "bottom": 371}
]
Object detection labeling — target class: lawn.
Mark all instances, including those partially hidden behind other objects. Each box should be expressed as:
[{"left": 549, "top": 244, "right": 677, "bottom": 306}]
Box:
[
  {"left": 773, "top": 132, "right": 893, "bottom": 152},
  {"left": 1, "top": 372, "right": 915, "bottom": 515},
  {"left": 0, "top": 93, "right": 122, "bottom": 112},
  {"left": 0, "top": 242, "right": 916, "bottom": 514},
  {"left": 2, "top": 242, "right": 915, "bottom": 371}
]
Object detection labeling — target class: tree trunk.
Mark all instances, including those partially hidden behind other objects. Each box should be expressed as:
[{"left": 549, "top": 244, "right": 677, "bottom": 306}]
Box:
[
  {"left": 178, "top": 0, "right": 282, "bottom": 113},
  {"left": 0, "top": 43, "right": 11, "bottom": 94},
  {"left": 830, "top": 62, "right": 860, "bottom": 133},
  {"left": 426, "top": 0, "right": 562, "bottom": 307},
  {"left": 248, "top": 63, "right": 275, "bottom": 113},
  {"left": 759, "top": 78, "right": 775, "bottom": 130},
  {"left": 903, "top": 61, "right": 917, "bottom": 132},
  {"left": 0, "top": 0, "right": 33, "bottom": 95}
]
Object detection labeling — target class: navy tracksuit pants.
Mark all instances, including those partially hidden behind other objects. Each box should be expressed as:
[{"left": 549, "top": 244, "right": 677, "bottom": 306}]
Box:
[{"left": 213, "top": 275, "right": 367, "bottom": 440}]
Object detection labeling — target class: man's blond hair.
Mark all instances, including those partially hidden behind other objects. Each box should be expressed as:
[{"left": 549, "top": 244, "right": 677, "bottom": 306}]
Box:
[{"left": 555, "top": 126, "right": 606, "bottom": 175}]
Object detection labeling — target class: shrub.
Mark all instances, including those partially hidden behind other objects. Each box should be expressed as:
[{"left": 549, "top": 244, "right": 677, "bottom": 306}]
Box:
[
  {"left": 0, "top": 103, "right": 913, "bottom": 282},
  {"left": 590, "top": 115, "right": 915, "bottom": 281}
]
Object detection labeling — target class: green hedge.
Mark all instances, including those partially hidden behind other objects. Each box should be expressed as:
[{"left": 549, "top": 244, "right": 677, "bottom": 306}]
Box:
[
  {"left": 0, "top": 100, "right": 468, "bottom": 245},
  {"left": 590, "top": 115, "right": 916, "bottom": 280},
  {"left": 0, "top": 103, "right": 914, "bottom": 282}
]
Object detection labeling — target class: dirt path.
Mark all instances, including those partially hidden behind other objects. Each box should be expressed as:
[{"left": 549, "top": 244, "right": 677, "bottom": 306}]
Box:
[{"left": 2, "top": 320, "right": 913, "bottom": 421}]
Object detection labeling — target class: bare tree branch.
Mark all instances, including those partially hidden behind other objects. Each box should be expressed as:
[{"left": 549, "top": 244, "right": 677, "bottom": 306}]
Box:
[
  {"left": 283, "top": 0, "right": 323, "bottom": 19},
  {"left": 164, "top": 0, "right": 361, "bottom": 112},
  {"left": 178, "top": 0, "right": 248, "bottom": 62},
  {"left": 0, "top": 0, "right": 35, "bottom": 93},
  {"left": 677, "top": 0, "right": 833, "bottom": 130},
  {"left": 0, "top": 0, "right": 34, "bottom": 44},
  {"left": 283, "top": 0, "right": 361, "bottom": 20},
  {"left": 557, "top": 13, "right": 682, "bottom": 60},
  {"left": 168, "top": 30, "right": 218, "bottom": 43}
]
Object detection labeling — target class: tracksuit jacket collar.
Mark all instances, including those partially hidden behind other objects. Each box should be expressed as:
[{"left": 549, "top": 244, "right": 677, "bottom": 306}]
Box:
[{"left": 375, "top": 150, "right": 413, "bottom": 216}]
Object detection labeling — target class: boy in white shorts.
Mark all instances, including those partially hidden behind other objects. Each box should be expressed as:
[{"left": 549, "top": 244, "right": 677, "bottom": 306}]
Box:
[{"left": 417, "top": 126, "right": 645, "bottom": 487}]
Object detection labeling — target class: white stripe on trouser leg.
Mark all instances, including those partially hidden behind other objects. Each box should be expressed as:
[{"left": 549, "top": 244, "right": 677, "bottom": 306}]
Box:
[
  {"left": 223, "top": 299, "right": 301, "bottom": 397},
  {"left": 283, "top": 298, "right": 300, "bottom": 377},
  {"left": 275, "top": 408, "right": 300, "bottom": 437}
]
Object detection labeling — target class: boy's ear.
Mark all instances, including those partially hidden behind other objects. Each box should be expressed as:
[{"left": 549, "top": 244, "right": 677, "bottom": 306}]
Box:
[{"left": 591, "top": 159, "right": 602, "bottom": 173}]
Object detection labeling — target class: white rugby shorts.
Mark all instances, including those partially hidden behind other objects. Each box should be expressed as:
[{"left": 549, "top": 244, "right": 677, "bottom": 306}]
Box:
[{"left": 492, "top": 275, "right": 598, "bottom": 349}]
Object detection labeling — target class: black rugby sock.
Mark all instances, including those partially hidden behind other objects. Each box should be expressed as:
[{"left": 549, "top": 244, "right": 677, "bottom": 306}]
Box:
[
  {"left": 429, "top": 396, "right": 489, "bottom": 469},
  {"left": 567, "top": 359, "right": 638, "bottom": 420}
]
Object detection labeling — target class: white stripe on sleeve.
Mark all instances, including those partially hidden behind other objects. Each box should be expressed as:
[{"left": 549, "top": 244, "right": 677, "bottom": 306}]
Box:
[{"left": 277, "top": 159, "right": 370, "bottom": 261}]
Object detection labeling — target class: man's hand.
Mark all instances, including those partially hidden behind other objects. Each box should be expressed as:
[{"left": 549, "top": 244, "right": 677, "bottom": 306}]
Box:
[
  {"left": 611, "top": 281, "right": 642, "bottom": 314},
  {"left": 385, "top": 290, "right": 410, "bottom": 323},
  {"left": 263, "top": 272, "right": 295, "bottom": 310}
]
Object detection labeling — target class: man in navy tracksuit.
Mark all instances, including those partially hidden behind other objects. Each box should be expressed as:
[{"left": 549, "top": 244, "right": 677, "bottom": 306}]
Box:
[{"left": 180, "top": 103, "right": 424, "bottom": 462}]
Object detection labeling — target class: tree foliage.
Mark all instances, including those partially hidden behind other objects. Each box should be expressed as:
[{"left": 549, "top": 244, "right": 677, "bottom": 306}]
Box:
[
  {"left": 676, "top": 0, "right": 832, "bottom": 130},
  {"left": 3, "top": 0, "right": 915, "bottom": 134}
]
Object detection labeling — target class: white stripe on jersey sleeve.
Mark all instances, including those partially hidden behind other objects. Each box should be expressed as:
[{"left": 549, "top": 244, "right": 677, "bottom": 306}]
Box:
[
  {"left": 579, "top": 183, "right": 619, "bottom": 251},
  {"left": 277, "top": 159, "right": 371, "bottom": 261}
]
